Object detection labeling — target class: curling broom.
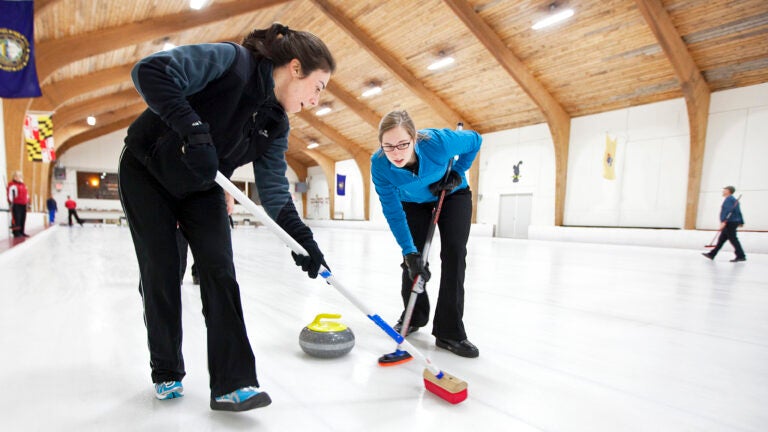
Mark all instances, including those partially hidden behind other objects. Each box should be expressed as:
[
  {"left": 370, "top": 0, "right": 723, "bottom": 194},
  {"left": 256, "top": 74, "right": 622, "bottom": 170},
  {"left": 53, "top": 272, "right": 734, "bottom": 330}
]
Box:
[
  {"left": 378, "top": 157, "right": 455, "bottom": 367},
  {"left": 214, "top": 171, "right": 468, "bottom": 404}
]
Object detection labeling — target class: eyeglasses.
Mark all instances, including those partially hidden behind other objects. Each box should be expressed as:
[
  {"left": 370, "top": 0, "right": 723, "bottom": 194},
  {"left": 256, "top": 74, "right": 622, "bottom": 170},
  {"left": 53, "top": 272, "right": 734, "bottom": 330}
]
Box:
[{"left": 381, "top": 141, "right": 411, "bottom": 152}]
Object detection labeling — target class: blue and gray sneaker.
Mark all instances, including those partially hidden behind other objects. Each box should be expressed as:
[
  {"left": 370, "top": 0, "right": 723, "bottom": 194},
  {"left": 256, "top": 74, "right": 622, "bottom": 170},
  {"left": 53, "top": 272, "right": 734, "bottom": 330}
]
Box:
[
  {"left": 210, "top": 386, "right": 272, "bottom": 412},
  {"left": 154, "top": 381, "right": 184, "bottom": 400}
]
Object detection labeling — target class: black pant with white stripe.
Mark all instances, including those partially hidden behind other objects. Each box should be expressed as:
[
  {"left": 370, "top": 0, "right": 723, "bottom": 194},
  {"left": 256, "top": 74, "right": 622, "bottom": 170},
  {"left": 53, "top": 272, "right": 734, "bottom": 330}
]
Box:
[{"left": 119, "top": 148, "right": 257, "bottom": 398}]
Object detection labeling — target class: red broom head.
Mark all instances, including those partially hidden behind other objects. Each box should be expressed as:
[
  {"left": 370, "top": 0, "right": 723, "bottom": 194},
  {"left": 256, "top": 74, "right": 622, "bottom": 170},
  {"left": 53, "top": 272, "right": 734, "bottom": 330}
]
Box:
[{"left": 423, "top": 369, "right": 468, "bottom": 404}]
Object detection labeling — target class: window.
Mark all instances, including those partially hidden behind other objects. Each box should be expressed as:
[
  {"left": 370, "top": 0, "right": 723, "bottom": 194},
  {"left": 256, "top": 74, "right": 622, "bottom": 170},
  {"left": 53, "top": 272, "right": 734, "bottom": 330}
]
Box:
[{"left": 76, "top": 171, "right": 120, "bottom": 200}]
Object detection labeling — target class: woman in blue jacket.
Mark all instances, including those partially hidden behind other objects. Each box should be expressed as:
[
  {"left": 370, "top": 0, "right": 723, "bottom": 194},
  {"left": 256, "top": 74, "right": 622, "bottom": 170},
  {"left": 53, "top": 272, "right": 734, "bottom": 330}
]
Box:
[
  {"left": 120, "top": 23, "right": 334, "bottom": 411},
  {"left": 371, "top": 110, "right": 482, "bottom": 358}
]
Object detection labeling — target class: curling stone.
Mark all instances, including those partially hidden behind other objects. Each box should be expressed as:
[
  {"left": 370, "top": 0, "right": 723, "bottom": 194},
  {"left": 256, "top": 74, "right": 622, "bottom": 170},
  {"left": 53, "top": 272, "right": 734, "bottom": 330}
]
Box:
[{"left": 299, "top": 313, "right": 355, "bottom": 358}]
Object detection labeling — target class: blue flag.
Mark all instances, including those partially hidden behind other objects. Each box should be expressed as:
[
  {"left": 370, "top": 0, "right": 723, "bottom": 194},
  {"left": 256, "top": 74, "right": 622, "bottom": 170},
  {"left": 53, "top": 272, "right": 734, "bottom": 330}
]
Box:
[
  {"left": 336, "top": 174, "right": 346, "bottom": 196},
  {"left": 0, "top": 0, "right": 42, "bottom": 98}
]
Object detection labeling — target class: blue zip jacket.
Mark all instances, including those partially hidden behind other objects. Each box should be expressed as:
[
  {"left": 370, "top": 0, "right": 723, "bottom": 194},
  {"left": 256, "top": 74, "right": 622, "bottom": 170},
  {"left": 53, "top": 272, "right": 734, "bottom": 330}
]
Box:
[
  {"left": 371, "top": 128, "right": 482, "bottom": 255},
  {"left": 720, "top": 195, "right": 744, "bottom": 224}
]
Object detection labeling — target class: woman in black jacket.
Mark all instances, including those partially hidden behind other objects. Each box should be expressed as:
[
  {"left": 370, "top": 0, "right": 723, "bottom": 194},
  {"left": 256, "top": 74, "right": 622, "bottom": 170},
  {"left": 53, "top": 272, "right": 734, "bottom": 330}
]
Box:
[{"left": 119, "top": 23, "right": 335, "bottom": 412}]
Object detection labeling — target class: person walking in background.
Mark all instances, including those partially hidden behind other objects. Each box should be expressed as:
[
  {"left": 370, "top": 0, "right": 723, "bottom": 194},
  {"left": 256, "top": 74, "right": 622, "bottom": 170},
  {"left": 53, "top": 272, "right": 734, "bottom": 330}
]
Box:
[
  {"left": 7, "top": 171, "right": 29, "bottom": 237},
  {"left": 65, "top": 195, "right": 84, "bottom": 226},
  {"left": 371, "top": 110, "right": 482, "bottom": 358},
  {"left": 46, "top": 194, "right": 58, "bottom": 225},
  {"left": 702, "top": 185, "right": 746, "bottom": 262},
  {"left": 120, "top": 23, "right": 335, "bottom": 412}
]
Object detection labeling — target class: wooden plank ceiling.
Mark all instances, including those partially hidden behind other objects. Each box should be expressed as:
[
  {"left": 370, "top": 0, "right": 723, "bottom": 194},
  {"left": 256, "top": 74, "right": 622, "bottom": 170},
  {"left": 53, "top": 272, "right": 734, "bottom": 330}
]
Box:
[{"left": 21, "top": 0, "right": 768, "bottom": 168}]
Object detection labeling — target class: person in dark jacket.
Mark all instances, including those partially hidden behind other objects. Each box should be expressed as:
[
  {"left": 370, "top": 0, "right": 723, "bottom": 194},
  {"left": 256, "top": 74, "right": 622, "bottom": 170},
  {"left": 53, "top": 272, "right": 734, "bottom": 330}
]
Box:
[
  {"left": 119, "top": 23, "right": 335, "bottom": 412},
  {"left": 371, "top": 110, "right": 482, "bottom": 358},
  {"left": 46, "top": 194, "right": 58, "bottom": 225},
  {"left": 702, "top": 185, "right": 746, "bottom": 262}
]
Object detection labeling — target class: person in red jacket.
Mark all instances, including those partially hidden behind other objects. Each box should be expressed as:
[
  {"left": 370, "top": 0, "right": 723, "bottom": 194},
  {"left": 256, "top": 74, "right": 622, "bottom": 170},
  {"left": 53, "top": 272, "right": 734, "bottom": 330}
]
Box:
[
  {"left": 64, "top": 195, "right": 84, "bottom": 226},
  {"left": 7, "top": 171, "right": 29, "bottom": 237}
]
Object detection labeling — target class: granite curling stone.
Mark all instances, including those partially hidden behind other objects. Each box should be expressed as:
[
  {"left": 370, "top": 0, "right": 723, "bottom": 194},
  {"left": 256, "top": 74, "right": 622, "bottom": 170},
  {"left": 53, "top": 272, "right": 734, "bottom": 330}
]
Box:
[{"left": 299, "top": 313, "right": 355, "bottom": 358}]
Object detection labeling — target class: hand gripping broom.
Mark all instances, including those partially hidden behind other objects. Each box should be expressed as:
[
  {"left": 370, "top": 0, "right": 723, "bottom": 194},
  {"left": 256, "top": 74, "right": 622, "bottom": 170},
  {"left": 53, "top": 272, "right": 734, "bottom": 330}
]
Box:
[{"left": 214, "top": 172, "right": 468, "bottom": 404}]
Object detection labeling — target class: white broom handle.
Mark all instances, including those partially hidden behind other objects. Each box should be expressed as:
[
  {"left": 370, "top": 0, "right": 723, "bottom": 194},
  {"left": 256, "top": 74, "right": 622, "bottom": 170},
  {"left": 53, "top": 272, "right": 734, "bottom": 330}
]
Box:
[
  {"left": 214, "top": 172, "right": 443, "bottom": 376},
  {"left": 215, "top": 172, "right": 308, "bottom": 256}
]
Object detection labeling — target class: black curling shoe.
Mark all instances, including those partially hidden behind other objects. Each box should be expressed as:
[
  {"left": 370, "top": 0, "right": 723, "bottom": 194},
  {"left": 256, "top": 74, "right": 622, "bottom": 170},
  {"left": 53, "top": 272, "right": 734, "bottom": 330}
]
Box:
[{"left": 436, "top": 338, "right": 479, "bottom": 358}]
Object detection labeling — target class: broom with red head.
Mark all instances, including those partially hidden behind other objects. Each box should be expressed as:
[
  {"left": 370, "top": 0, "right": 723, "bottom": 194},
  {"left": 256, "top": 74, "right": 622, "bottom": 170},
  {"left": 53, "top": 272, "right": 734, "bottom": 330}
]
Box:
[{"left": 215, "top": 172, "right": 468, "bottom": 404}]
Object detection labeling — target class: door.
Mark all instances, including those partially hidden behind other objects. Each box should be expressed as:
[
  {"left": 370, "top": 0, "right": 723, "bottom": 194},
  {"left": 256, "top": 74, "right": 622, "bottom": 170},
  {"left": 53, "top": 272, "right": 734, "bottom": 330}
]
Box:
[{"left": 497, "top": 193, "right": 533, "bottom": 239}]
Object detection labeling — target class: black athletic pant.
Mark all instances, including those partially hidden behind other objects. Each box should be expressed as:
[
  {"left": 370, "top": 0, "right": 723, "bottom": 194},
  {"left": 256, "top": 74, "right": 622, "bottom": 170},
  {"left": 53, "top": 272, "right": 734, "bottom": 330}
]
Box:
[
  {"left": 11, "top": 203, "right": 26, "bottom": 236},
  {"left": 119, "top": 148, "right": 257, "bottom": 397},
  {"left": 710, "top": 221, "right": 746, "bottom": 259},
  {"left": 175, "top": 230, "right": 199, "bottom": 282},
  {"left": 400, "top": 187, "right": 472, "bottom": 341},
  {"left": 68, "top": 209, "right": 83, "bottom": 225}
]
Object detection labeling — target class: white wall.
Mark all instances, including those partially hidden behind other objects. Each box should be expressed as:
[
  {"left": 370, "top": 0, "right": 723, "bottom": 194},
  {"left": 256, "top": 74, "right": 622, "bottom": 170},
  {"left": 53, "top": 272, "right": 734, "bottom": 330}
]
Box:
[
  {"left": 55, "top": 128, "right": 125, "bottom": 210},
  {"left": 305, "top": 165, "right": 330, "bottom": 220},
  {"left": 476, "top": 123, "right": 556, "bottom": 229},
  {"left": 565, "top": 98, "right": 689, "bottom": 228},
  {"left": 476, "top": 83, "right": 768, "bottom": 234},
  {"left": 230, "top": 160, "right": 302, "bottom": 216},
  {"left": 333, "top": 159, "right": 364, "bottom": 220},
  {"left": 39, "top": 82, "right": 768, "bottom": 238},
  {"left": 698, "top": 83, "right": 768, "bottom": 230}
]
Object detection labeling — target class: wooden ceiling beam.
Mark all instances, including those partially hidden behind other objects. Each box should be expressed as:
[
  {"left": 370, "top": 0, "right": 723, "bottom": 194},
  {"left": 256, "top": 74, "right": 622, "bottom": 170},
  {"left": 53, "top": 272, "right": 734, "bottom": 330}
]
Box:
[
  {"left": 36, "top": 0, "right": 292, "bottom": 82},
  {"left": 443, "top": 0, "right": 570, "bottom": 226},
  {"left": 296, "top": 112, "right": 371, "bottom": 220},
  {"left": 47, "top": 116, "right": 136, "bottom": 192},
  {"left": 325, "top": 81, "right": 381, "bottom": 130},
  {"left": 310, "top": 0, "right": 470, "bottom": 130},
  {"left": 52, "top": 89, "right": 142, "bottom": 129},
  {"left": 35, "top": 0, "right": 62, "bottom": 14},
  {"left": 634, "top": 0, "right": 711, "bottom": 229},
  {"left": 284, "top": 153, "right": 309, "bottom": 218},
  {"left": 285, "top": 154, "right": 308, "bottom": 181},
  {"left": 54, "top": 101, "right": 147, "bottom": 157},
  {"left": 31, "top": 64, "right": 134, "bottom": 112}
]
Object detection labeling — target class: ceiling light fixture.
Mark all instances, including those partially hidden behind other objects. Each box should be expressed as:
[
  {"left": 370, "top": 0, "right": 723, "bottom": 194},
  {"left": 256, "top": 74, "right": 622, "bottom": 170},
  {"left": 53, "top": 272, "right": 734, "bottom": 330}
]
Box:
[
  {"left": 86, "top": 116, "right": 96, "bottom": 126},
  {"left": 315, "top": 103, "right": 332, "bottom": 116},
  {"left": 427, "top": 51, "right": 455, "bottom": 71},
  {"left": 307, "top": 141, "right": 320, "bottom": 149},
  {"left": 362, "top": 81, "right": 382, "bottom": 98},
  {"left": 532, "top": 3, "right": 574, "bottom": 30},
  {"left": 189, "top": 0, "right": 207, "bottom": 10}
]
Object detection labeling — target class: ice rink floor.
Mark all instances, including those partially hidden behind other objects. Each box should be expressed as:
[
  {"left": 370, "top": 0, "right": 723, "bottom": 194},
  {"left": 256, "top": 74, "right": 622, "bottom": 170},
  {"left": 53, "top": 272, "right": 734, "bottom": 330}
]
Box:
[{"left": 1, "top": 224, "right": 766, "bottom": 431}]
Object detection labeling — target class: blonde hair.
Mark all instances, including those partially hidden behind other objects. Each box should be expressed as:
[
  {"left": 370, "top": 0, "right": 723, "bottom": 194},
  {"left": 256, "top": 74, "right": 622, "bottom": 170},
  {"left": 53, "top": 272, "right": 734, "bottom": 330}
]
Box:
[{"left": 377, "top": 110, "right": 429, "bottom": 145}]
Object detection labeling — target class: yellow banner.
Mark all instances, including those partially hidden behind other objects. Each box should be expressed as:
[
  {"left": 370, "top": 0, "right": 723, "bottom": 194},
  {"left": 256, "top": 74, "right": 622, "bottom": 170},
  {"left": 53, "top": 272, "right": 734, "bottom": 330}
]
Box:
[{"left": 603, "top": 134, "right": 616, "bottom": 180}]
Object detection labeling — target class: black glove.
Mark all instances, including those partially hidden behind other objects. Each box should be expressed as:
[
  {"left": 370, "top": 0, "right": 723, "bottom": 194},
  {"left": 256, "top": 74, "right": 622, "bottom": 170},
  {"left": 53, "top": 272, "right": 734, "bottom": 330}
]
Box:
[
  {"left": 428, "top": 170, "right": 462, "bottom": 196},
  {"left": 180, "top": 122, "right": 218, "bottom": 186},
  {"left": 403, "top": 253, "right": 431, "bottom": 282},
  {"left": 291, "top": 240, "right": 328, "bottom": 279},
  {"left": 276, "top": 201, "right": 329, "bottom": 279}
]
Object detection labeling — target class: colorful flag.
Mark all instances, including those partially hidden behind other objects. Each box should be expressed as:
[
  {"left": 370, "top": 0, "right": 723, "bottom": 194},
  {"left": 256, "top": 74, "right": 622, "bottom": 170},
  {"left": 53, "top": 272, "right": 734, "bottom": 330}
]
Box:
[
  {"left": 336, "top": 174, "right": 346, "bottom": 196},
  {"left": 603, "top": 134, "right": 616, "bottom": 180},
  {"left": 24, "top": 112, "right": 56, "bottom": 162},
  {"left": 0, "top": 0, "right": 42, "bottom": 98}
]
